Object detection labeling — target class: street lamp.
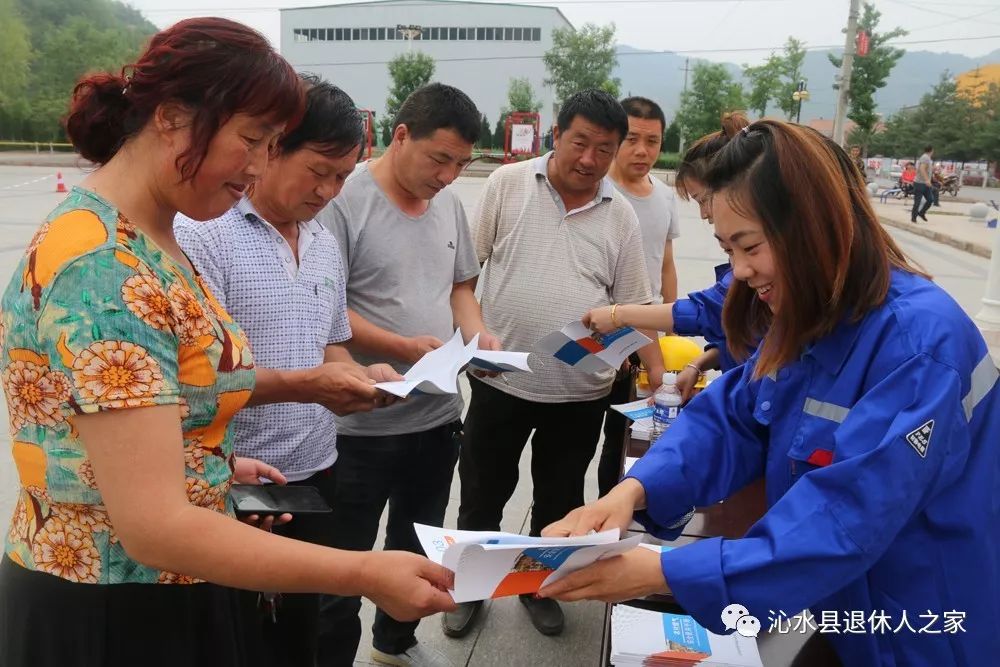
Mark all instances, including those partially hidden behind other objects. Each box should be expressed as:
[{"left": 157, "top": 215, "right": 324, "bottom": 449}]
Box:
[
  {"left": 396, "top": 24, "right": 422, "bottom": 51},
  {"left": 792, "top": 80, "right": 810, "bottom": 124}
]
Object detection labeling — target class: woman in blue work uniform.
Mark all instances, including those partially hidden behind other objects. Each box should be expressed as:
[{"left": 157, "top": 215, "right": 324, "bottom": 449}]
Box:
[{"left": 540, "top": 120, "right": 1000, "bottom": 666}]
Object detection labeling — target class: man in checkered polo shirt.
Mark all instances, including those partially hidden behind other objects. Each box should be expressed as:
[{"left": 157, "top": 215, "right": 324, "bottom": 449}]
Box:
[{"left": 176, "top": 77, "right": 400, "bottom": 667}]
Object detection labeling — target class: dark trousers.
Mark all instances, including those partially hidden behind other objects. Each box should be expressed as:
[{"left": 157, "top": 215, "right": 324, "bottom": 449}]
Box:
[
  {"left": 598, "top": 370, "right": 632, "bottom": 497},
  {"left": 457, "top": 375, "right": 609, "bottom": 537},
  {"left": 912, "top": 182, "right": 933, "bottom": 220},
  {"left": 243, "top": 465, "right": 340, "bottom": 667},
  {"left": 317, "top": 421, "right": 461, "bottom": 661}
]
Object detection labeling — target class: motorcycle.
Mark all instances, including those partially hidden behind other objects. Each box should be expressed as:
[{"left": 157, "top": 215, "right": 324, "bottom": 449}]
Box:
[
  {"left": 940, "top": 173, "right": 961, "bottom": 197},
  {"left": 895, "top": 178, "right": 915, "bottom": 198}
]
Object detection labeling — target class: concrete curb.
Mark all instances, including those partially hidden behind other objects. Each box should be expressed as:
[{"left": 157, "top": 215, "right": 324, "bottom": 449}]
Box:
[
  {"left": 879, "top": 215, "right": 992, "bottom": 259},
  {"left": 0, "top": 156, "right": 90, "bottom": 169}
]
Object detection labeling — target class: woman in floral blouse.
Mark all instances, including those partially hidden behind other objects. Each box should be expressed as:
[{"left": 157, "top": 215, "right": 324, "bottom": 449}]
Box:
[{"left": 0, "top": 17, "right": 455, "bottom": 667}]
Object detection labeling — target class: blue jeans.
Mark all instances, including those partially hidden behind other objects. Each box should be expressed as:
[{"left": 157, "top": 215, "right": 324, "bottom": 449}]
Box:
[{"left": 912, "top": 182, "right": 933, "bottom": 220}]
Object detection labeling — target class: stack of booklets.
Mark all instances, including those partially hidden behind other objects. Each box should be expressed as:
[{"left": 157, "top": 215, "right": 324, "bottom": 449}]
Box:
[
  {"left": 611, "top": 399, "right": 654, "bottom": 440},
  {"left": 611, "top": 605, "right": 763, "bottom": 667}
]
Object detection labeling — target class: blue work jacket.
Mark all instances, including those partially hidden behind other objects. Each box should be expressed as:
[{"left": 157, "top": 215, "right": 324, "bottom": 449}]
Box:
[
  {"left": 672, "top": 263, "right": 739, "bottom": 371},
  {"left": 629, "top": 269, "right": 999, "bottom": 666}
]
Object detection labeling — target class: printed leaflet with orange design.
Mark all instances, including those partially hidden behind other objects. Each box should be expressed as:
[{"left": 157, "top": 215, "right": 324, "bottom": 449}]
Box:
[{"left": 415, "top": 523, "right": 643, "bottom": 603}]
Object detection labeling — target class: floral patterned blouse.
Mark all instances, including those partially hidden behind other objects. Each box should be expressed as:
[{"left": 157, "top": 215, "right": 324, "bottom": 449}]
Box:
[{"left": 0, "top": 187, "right": 255, "bottom": 584}]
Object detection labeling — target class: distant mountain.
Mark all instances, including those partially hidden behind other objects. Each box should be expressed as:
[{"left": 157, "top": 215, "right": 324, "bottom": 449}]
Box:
[{"left": 614, "top": 45, "right": 1000, "bottom": 124}]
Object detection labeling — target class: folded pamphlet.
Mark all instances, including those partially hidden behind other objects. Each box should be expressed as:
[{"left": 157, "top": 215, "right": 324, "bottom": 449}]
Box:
[
  {"left": 375, "top": 329, "right": 530, "bottom": 398},
  {"left": 534, "top": 321, "right": 652, "bottom": 373},
  {"left": 415, "top": 524, "right": 643, "bottom": 603}
]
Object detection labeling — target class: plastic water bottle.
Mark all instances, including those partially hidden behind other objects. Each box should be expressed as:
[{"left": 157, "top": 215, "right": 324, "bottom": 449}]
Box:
[{"left": 651, "top": 372, "right": 682, "bottom": 441}]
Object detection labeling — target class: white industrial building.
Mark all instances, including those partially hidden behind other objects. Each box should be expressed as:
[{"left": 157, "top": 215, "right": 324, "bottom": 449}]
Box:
[{"left": 280, "top": 0, "right": 572, "bottom": 135}]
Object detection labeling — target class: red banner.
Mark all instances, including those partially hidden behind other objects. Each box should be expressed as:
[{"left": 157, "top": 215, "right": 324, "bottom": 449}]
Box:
[{"left": 856, "top": 30, "right": 870, "bottom": 57}]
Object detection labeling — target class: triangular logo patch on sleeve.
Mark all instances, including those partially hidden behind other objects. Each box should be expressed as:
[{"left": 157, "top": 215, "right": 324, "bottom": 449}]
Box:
[{"left": 905, "top": 420, "right": 934, "bottom": 458}]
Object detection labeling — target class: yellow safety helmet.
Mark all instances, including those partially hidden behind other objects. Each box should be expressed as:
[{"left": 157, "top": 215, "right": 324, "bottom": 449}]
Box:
[{"left": 657, "top": 335, "right": 703, "bottom": 372}]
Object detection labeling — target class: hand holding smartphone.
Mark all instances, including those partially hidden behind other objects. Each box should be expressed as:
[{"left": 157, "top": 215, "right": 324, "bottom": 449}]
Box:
[{"left": 231, "top": 484, "right": 332, "bottom": 519}]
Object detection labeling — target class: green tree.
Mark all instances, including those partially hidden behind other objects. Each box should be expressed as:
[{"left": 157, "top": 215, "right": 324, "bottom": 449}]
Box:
[
  {"left": 0, "top": 0, "right": 32, "bottom": 115},
  {"left": 829, "top": 2, "right": 907, "bottom": 149},
  {"left": 969, "top": 83, "right": 1000, "bottom": 164},
  {"left": 380, "top": 51, "right": 435, "bottom": 137},
  {"left": 741, "top": 38, "right": 808, "bottom": 120},
  {"left": 742, "top": 54, "right": 782, "bottom": 118},
  {"left": 663, "top": 119, "right": 680, "bottom": 153},
  {"left": 503, "top": 77, "right": 542, "bottom": 115},
  {"left": 773, "top": 38, "right": 807, "bottom": 120},
  {"left": 543, "top": 23, "right": 620, "bottom": 104},
  {"left": 675, "top": 62, "right": 745, "bottom": 145},
  {"left": 493, "top": 116, "right": 505, "bottom": 149},
  {"left": 479, "top": 113, "right": 492, "bottom": 150},
  {"left": 24, "top": 17, "right": 149, "bottom": 140},
  {"left": 0, "top": 0, "right": 156, "bottom": 140},
  {"left": 869, "top": 75, "right": 974, "bottom": 160}
]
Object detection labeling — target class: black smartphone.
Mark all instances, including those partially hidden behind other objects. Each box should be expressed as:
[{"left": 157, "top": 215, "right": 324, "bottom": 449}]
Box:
[{"left": 230, "top": 484, "right": 332, "bottom": 518}]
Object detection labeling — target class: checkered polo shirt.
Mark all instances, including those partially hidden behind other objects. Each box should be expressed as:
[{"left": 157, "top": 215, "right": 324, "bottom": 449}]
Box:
[{"left": 175, "top": 198, "right": 351, "bottom": 481}]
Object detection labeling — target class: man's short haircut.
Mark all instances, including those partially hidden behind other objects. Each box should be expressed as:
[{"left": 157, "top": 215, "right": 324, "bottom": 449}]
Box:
[
  {"left": 619, "top": 96, "right": 666, "bottom": 134},
  {"left": 923, "top": 145, "right": 933, "bottom": 153},
  {"left": 393, "top": 83, "right": 480, "bottom": 145},
  {"left": 556, "top": 89, "right": 628, "bottom": 143},
  {"left": 278, "top": 74, "right": 362, "bottom": 159}
]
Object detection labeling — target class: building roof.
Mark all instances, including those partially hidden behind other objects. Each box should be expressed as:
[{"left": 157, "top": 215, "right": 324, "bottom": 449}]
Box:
[
  {"left": 282, "top": 0, "right": 572, "bottom": 26},
  {"left": 806, "top": 117, "right": 884, "bottom": 140}
]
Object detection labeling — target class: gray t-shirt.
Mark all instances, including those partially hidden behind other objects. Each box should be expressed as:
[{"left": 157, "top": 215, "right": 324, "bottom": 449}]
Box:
[
  {"left": 320, "top": 161, "right": 480, "bottom": 436},
  {"left": 916, "top": 152, "right": 933, "bottom": 185},
  {"left": 612, "top": 176, "right": 680, "bottom": 303}
]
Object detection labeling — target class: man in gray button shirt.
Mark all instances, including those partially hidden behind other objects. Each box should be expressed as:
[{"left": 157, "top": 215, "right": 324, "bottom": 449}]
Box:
[
  {"left": 446, "top": 90, "right": 660, "bottom": 640},
  {"left": 319, "top": 84, "right": 499, "bottom": 667}
]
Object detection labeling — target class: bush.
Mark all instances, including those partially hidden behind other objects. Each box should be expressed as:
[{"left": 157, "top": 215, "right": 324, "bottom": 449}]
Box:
[{"left": 654, "top": 153, "right": 680, "bottom": 170}]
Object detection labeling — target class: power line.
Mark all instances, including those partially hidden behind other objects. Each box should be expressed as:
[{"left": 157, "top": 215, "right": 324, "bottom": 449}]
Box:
[
  {"left": 884, "top": 0, "right": 1000, "bottom": 28},
  {"left": 291, "top": 33, "right": 1000, "bottom": 67},
  {"left": 140, "top": 0, "right": 793, "bottom": 11},
  {"left": 907, "top": 7, "right": 1000, "bottom": 34}
]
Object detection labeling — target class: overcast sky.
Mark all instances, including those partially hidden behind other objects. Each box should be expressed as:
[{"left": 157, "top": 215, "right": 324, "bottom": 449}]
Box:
[{"left": 126, "top": 0, "right": 1000, "bottom": 66}]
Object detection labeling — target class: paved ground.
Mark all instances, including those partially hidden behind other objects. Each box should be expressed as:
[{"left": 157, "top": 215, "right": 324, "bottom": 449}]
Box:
[
  {"left": 0, "top": 165, "right": 995, "bottom": 666},
  {"left": 871, "top": 191, "right": 996, "bottom": 258}
]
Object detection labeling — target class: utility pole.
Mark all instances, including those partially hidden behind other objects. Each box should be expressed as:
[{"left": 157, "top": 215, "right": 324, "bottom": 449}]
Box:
[
  {"left": 678, "top": 57, "right": 690, "bottom": 154},
  {"left": 831, "top": 0, "right": 861, "bottom": 146}
]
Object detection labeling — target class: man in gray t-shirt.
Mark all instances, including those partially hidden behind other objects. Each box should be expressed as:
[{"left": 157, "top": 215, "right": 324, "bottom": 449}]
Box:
[
  {"left": 317, "top": 84, "right": 497, "bottom": 667},
  {"left": 609, "top": 98, "right": 680, "bottom": 305},
  {"left": 912, "top": 145, "right": 934, "bottom": 223},
  {"left": 600, "top": 96, "right": 677, "bottom": 498}
]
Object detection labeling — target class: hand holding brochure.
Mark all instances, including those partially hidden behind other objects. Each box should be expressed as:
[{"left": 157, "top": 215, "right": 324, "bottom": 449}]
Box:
[
  {"left": 466, "top": 349, "right": 531, "bottom": 373},
  {"left": 534, "top": 321, "right": 652, "bottom": 373},
  {"left": 415, "top": 524, "right": 643, "bottom": 603},
  {"left": 374, "top": 329, "right": 530, "bottom": 398}
]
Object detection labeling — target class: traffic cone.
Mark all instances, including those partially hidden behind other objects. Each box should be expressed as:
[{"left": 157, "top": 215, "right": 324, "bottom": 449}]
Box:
[{"left": 55, "top": 172, "right": 67, "bottom": 193}]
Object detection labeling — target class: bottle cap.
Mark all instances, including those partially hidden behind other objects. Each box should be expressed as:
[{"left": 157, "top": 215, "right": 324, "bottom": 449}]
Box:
[{"left": 662, "top": 372, "right": 677, "bottom": 385}]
